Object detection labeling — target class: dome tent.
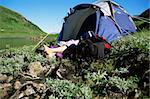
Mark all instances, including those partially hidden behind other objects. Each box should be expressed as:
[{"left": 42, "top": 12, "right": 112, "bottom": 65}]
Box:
[{"left": 57, "top": 0, "right": 136, "bottom": 43}]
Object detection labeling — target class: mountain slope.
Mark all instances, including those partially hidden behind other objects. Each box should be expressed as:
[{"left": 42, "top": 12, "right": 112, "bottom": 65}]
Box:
[
  {"left": 0, "top": 6, "right": 45, "bottom": 35},
  {"left": 133, "top": 8, "right": 150, "bottom": 31},
  {"left": 139, "top": 8, "right": 150, "bottom": 18}
]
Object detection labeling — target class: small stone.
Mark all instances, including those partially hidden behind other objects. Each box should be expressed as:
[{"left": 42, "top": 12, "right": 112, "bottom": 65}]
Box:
[
  {"left": 28, "top": 62, "right": 44, "bottom": 77},
  {"left": 14, "top": 81, "right": 22, "bottom": 90},
  {"left": 0, "top": 74, "right": 8, "bottom": 82}
]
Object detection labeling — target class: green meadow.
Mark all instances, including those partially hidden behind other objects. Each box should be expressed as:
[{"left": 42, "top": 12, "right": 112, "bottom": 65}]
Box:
[
  {"left": 0, "top": 37, "right": 35, "bottom": 49},
  {"left": 0, "top": 34, "right": 58, "bottom": 49}
]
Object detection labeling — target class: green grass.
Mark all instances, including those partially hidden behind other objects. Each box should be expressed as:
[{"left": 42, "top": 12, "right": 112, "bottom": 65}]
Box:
[
  {"left": 0, "top": 37, "right": 36, "bottom": 49},
  {"left": 0, "top": 34, "right": 58, "bottom": 49},
  {"left": 0, "top": 6, "right": 45, "bottom": 35}
]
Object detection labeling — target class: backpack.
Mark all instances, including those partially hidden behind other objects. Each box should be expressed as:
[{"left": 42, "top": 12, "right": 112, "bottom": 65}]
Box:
[{"left": 63, "top": 36, "right": 111, "bottom": 60}]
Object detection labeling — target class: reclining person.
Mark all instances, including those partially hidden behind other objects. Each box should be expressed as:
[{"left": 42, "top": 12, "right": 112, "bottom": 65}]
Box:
[
  {"left": 44, "top": 39, "right": 79, "bottom": 57},
  {"left": 43, "top": 31, "right": 111, "bottom": 59}
]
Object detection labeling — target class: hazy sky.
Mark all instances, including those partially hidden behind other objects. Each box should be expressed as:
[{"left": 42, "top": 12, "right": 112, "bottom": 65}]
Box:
[{"left": 1, "top": 0, "right": 149, "bottom": 33}]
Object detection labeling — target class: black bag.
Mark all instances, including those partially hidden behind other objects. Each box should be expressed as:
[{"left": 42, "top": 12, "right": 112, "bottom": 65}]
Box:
[{"left": 63, "top": 36, "right": 111, "bottom": 60}]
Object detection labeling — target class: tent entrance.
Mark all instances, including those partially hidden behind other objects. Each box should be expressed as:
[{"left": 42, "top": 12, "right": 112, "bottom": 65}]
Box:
[
  {"left": 77, "top": 13, "right": 96, "bottom": 39},
  {"left": 62, "top": 8, "right": 97, "bottom": 40}
]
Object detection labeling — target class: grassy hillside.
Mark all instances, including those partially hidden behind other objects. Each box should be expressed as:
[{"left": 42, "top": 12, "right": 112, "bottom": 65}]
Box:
[
  {"left": 0, "top": 6, "right": 45, "bottom": 36},
  {"left": 0, "top": 6, "right": 49, "bottom": 49}
]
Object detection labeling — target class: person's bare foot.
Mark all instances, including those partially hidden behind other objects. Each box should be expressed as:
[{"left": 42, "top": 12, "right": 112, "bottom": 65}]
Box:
[
  {"left": 43, "top": 45, "right": 56, "bottom": 57},
  {"left": 44, "top": 45, "right": 53, "bottom": 53}
]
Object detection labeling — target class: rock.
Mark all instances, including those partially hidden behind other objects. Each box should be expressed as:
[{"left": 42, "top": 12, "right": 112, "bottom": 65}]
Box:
[
  {"left": 18, "top": 93, "right": 24, "bottom": 99},
  {"left": 10, "top": 81, "right": 48, "bottom": 99},
  {"left": 37, "top": 83, "right": 46, "bottom": 91},
  {"left": 0, "top": 74, "right": 13, "bottom": 83},
  {"left": 28, "top": 62, "right": 44, "bottom": 77},
  {"left": 24, "top": 86, "right": 36, "bottom": 96},
  {"left": 0, "top": 74, "right": 8, "bottom": 82},
  {"left": 56, "top": 68, "right": 67, "bottom": 79},
  {"left": 7, "top": 76, "right": 13, "bottom": 83},
  {"left": 0, "top": 83, "right": 11, "bottom": 89},
  {"left": 0, "top": 83, "right": 12, "bottom": 99},
  {"left": 0, "top": 89, "right": 9, "bottom": 99},
  {"left": 14, "top": 81, "right": 22, "bottom": 90}
]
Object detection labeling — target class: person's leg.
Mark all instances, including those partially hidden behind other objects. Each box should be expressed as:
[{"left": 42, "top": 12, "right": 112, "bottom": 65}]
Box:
[{"left": 44, "top": 45, "right": 67, "bottom": 55}]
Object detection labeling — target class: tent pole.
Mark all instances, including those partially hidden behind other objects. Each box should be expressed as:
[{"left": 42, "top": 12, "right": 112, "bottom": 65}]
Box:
[{"left": 31, "top": 33, "right": 49, "bottom": 52}]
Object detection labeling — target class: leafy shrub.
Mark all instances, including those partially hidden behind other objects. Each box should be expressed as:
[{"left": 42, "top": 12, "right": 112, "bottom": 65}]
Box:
[
  {"left": 109, "top": 76, "right": 139, "bottom": 93},
  {"left": 85, "top": 69, "right": 139, "bottom": 97},
  {"left": 45, "top": 78, "right": 93, "bottom": 99},
  {"left": 90, "top": 59, "right": 114, "bottom": 73}
]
